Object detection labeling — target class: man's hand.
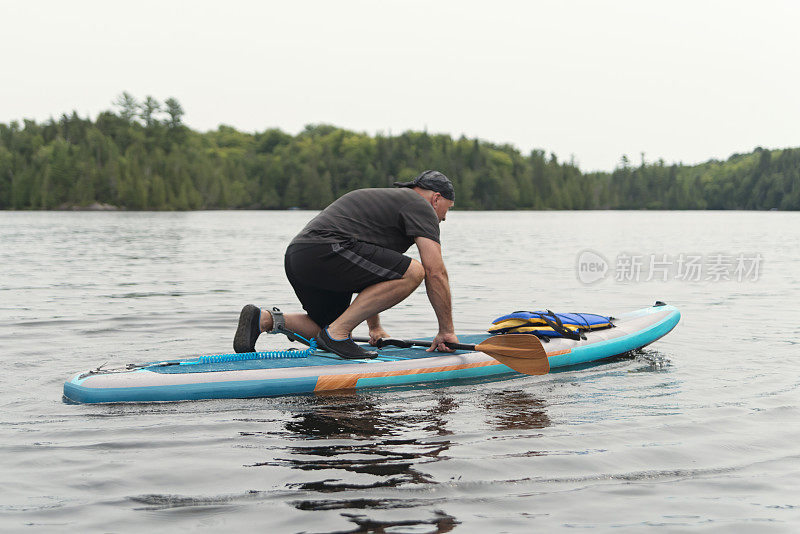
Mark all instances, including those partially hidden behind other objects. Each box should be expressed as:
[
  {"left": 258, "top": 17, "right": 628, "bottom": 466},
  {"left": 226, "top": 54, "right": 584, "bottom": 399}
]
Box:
[
  {"left": 427, "top": 331, "right": 459, "bottom": 352},
  {"left": 368, "top": 326, "right": 389, "bottom": 346},
  {"left": 366, "top": 314, "right": 388, "bottom": 346}
]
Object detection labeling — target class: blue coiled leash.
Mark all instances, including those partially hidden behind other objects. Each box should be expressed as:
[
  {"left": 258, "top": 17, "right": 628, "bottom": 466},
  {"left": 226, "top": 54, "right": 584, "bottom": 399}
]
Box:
[
  {"left": 184, "top": 326, "right": 317, "bottom": 364},
  {"left": 121, "top": 327, "right": 317, "bottom": 371},
  {"left": 188, "top": 335, "right": 317, "bottom": 364}
]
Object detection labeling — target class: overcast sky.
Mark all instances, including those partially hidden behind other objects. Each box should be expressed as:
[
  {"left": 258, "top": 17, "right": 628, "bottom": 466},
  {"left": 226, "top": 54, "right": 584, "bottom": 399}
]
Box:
[{"left": 3, "top": 0, "right": 798, "bottom": 171}]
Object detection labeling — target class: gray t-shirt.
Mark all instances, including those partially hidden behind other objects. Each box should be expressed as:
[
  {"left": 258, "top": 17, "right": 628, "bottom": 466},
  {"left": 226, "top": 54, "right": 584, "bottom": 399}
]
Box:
[{"left": 290, "top": 188, "right": 440, "bottom": 253}]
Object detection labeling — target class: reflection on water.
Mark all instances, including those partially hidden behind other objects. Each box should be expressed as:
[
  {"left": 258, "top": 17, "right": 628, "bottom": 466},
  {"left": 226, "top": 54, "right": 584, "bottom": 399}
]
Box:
[
  {"left": 239, "top": 388, "right": 553, "bottom": 532},
  {"left": 285, "top": 391, "right": 458, "bottom": 438},
  {"left": 483, "top": 390, "right": 551, "bottom": 431},
  {"left": 250, "top": 393, "right": 459, "bottom": 489},
  {"left": 337, "top": 510, "right": 459, "bottom": 533},
  {"left": 240, "top": 392, "right": 466, "bottom": 530},
  {"left": 277, "top": 437, "right": 446, "bottom": 490}
]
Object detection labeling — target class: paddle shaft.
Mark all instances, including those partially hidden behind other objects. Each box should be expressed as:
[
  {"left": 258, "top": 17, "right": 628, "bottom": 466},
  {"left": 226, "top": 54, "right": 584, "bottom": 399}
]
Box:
[
  {"left": 351, "top": 336, "right": 474, "bottom": 351},
  {"left": 353, "top": 334, "right": 550, "bottom": 375}
]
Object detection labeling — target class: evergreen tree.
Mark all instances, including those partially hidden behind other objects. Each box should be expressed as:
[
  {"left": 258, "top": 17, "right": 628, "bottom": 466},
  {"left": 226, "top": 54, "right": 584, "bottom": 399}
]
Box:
[
  {"left": 113, "top": 92, "right": 139, "bottom": 123},
  {"left": 139, "top": 96, "right": 161, "bottom": 128},
  {"left": 164, "top": 97, "right": 184, "bottom": 129}
]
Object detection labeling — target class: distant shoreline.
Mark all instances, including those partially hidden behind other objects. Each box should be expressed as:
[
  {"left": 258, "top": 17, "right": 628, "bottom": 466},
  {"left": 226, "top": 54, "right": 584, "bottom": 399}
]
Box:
[
  {"left": 1, "top": 206, "right": 790, "bottom": 213},
  {"left": 2, "top": 96, "right": 798, "bottom": 211},
  {"left": 55, "top": 202, "right": 120, "bottom": 211}
]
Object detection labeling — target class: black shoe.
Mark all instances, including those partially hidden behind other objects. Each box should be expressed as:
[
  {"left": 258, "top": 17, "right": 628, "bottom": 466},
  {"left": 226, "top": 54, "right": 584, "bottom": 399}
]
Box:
[
  {"left": 317, "top": 328, "right": 378, "bottom": 360},
  {"left": 233, "top": 304, "right": 261, "bottom": 353}
]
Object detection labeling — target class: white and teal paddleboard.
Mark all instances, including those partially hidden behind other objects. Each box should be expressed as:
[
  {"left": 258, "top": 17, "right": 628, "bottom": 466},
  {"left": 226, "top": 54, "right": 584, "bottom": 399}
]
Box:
[{"left": 63, "top": 303, "right": 679, "bottom": 404}]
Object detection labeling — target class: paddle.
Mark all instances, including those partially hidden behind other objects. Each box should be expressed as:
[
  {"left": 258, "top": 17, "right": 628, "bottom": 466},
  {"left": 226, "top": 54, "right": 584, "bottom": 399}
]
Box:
[{"left": 352, "top": 334, "right": 550, "bottom": 375}]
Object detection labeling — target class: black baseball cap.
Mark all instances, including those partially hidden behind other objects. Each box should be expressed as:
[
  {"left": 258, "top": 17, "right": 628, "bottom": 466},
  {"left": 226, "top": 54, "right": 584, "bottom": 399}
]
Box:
[{"left": 393, "top": 170, "right": 455, "bottom": 201}]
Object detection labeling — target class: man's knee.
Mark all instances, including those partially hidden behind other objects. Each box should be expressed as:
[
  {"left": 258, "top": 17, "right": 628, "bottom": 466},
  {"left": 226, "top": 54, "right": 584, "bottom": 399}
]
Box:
[{"left": 404, "top": 259, "right": 425, "bottom": 286}]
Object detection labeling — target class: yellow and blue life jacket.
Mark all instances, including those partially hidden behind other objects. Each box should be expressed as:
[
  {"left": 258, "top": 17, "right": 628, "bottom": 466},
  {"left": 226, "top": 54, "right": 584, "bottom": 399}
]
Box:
[{"left": 489, "top": 310, "right": 614, "bottom": 341}]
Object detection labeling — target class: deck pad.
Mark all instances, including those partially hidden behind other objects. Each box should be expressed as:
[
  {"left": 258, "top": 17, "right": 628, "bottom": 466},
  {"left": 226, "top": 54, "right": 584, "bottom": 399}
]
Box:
[{"left": 148, "top": 334, "right": 489, "bottom": 374}]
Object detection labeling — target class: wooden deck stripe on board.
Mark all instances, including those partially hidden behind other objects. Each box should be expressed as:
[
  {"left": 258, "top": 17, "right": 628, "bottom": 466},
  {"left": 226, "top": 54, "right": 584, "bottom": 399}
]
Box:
[
  {"left": 314, "top": 360, "right": 501, "bottom": 391},
  {"left": 313, "top": 349, "right": 572, "bottom": 391}
]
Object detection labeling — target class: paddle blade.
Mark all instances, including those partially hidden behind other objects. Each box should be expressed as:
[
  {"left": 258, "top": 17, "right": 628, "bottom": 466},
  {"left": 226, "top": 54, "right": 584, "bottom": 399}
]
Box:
[{"left": 475, "top": 334, "right": 550, "bottom": 375}]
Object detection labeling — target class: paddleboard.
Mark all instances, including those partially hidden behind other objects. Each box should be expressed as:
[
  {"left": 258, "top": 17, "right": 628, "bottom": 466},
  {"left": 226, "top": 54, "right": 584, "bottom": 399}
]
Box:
[{"left": 63, "top": 303, "right": 679, "bottom": 404}]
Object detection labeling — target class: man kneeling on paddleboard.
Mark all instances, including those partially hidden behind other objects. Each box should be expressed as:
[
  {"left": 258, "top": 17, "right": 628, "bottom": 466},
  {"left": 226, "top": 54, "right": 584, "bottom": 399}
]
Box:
[{"left": 233, "top": 170, "right": 459, "bottom": 360}]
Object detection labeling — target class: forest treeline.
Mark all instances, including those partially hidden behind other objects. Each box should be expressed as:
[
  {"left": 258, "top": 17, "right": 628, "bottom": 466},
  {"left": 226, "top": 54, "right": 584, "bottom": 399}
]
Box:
[{"left": 1, "top": 93, "right": 799, "bottom": 210}]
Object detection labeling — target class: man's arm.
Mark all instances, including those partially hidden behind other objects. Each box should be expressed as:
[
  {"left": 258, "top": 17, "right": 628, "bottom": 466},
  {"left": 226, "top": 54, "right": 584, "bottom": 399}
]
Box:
[{"left": 415, "top": 236, "right": 459, "bottom": 351}]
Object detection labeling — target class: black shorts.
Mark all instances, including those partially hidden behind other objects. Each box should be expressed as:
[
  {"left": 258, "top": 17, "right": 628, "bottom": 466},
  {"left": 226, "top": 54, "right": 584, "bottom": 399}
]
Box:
[{"left": 284, "top": 240, "right": 412, "bottom": 328}]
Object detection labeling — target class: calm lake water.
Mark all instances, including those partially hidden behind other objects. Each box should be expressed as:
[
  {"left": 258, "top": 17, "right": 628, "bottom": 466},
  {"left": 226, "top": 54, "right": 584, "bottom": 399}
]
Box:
[{"left": 1, "top": 210, "right": 799, "bottom": 532}]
